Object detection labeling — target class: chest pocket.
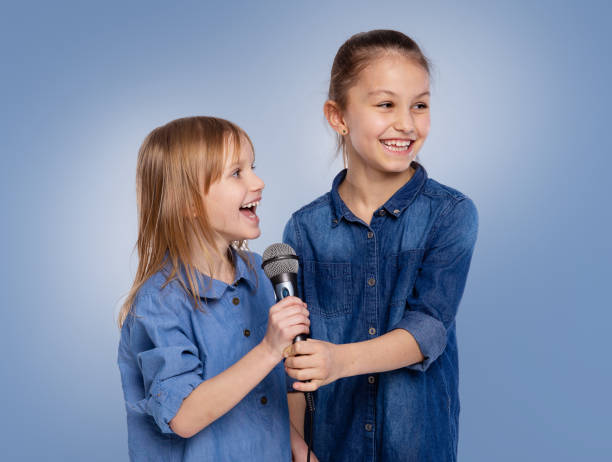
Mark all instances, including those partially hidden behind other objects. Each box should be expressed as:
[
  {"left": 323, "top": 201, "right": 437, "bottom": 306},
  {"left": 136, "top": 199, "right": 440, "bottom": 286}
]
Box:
[
  {"left": 388, "top": 249, "right": 425, "bottom": 306},
  {"left": 303, "top": 260, "right": 352, "bottom": 317}
]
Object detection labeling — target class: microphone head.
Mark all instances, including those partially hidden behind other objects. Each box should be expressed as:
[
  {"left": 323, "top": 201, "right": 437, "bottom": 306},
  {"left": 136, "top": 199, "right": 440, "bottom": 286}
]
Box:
[{"left": 262, "top": 243, "right": 299, "bottom": 279}]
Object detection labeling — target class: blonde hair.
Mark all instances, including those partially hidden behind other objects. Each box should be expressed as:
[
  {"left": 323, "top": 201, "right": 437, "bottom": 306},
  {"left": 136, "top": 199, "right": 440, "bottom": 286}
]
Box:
[{"left": 118, "top": 116, "right": 253, "bottom": 327}]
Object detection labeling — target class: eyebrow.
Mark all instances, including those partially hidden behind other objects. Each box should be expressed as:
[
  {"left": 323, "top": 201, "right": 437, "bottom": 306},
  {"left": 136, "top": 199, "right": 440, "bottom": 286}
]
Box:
[{"left": 368, "top": 90, "right": 430, "bottom": 98}]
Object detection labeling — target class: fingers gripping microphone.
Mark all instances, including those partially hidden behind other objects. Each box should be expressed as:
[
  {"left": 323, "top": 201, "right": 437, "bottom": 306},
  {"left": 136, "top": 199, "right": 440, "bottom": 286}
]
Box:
[{"left": 262, "top": 243, "right": 307, "bottom": 343}]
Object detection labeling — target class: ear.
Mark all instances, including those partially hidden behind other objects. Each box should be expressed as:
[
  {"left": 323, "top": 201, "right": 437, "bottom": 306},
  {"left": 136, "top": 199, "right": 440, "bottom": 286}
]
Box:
[{"left": 324, "top": 100, "right": 348, "bottom": 135}]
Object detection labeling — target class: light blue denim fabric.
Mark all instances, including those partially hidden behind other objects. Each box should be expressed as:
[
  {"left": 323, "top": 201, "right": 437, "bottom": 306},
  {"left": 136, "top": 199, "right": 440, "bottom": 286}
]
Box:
[
  {"left": 283, "top": 164, "right": 478, "bottom": 462},
  {"left": 117, "top": 251, "right": 291, "bottom": 461}
]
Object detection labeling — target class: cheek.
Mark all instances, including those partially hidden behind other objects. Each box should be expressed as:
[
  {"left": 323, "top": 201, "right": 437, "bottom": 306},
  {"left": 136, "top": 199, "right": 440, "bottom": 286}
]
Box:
[{"left": 417, "top": 115, "right": 431, "bottom": 139}]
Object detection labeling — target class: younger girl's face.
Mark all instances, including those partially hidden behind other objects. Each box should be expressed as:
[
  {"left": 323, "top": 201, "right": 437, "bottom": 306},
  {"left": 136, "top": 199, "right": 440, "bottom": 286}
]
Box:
[
  {"left": 342, "top": 54, "right": 430, "bottom": 175},
  {"left": 203, "top": 138, "right": 264, "bottom": 248}
]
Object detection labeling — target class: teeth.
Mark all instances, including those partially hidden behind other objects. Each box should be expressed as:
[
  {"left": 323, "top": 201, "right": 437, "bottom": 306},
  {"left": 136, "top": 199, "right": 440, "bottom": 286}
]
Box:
[
  {"left": 241, "top": 201, "right": 260, "bottom": 209},
  {"left": 382, "top": 140, "right": 413, "bottom": 147}
]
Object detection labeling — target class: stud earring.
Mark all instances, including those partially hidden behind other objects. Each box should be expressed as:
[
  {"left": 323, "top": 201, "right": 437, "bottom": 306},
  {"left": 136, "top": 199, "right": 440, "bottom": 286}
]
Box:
[{"left": 342, "top": 128, "right": 347, "bottom": 135}]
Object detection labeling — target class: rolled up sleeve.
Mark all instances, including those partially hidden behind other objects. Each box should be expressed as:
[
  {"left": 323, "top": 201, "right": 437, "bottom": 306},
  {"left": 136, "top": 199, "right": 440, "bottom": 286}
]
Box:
[
  {"left": 130, "top": 293, "right": 205, "bottom": 434},
  {"left": 394, "top": 197, "right": 478, "bottom": 371}
]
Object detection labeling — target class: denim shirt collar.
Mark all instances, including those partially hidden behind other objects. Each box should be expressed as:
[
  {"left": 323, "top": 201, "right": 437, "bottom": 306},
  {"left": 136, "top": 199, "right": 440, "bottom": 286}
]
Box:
[
  {"left": 330, "top": 162, "right": 428, "bottom": 227},
  {"left": 165, "top": 248, "right": 257, "bottom": 300}
]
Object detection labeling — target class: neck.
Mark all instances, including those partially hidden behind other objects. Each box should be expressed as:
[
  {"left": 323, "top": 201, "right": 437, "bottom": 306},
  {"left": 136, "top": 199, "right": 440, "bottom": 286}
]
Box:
[
  {"left": 338, "top": 163, "right": 416, "bottom": 225},
  {"left": 189, "top": 234, "right": 235, "bottom": 284}
]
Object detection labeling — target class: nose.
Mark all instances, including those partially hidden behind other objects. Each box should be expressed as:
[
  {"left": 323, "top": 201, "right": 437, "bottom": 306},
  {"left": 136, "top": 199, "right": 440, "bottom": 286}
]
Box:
[
  {"left": 250, "top": 170, "right": 265, "bottom": 192},
  {"left": 395, "top": 107, "right": 416, "bottom": 134}
]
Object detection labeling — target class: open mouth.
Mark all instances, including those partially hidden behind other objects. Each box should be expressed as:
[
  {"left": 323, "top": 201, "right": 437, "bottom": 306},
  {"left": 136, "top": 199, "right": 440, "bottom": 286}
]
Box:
[
  {"left": 380, "top": 139, "right": 414, "bottom": 153},
  {"left": 239, "top": 200, "right": 260, "bottom": 220}
]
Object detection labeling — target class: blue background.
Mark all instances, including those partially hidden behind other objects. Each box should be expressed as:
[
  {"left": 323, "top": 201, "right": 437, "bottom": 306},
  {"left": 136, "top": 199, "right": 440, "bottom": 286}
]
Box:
[{"left": 1, "top": 1, "right": 610, "bottom": 460}]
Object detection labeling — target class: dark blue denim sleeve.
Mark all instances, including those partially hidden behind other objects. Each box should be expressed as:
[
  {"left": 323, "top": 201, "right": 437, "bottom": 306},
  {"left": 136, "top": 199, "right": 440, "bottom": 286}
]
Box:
[
  {"left": 395, "top": 197, "right": 478, "bottom": 371},
  {"left": 130, "top": 293, "right": 205, "bottom": 433}
]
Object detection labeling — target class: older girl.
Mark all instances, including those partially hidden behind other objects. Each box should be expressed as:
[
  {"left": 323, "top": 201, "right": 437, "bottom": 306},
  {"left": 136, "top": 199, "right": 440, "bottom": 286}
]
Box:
[{"left": 283, "top": 30, "right": 478, "bottom": 461}]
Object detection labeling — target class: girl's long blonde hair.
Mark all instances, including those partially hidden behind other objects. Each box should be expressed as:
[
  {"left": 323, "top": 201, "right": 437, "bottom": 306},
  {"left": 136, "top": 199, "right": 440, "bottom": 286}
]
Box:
[{"left": 118, "top": 116, "right": 252, "bottom": 328}]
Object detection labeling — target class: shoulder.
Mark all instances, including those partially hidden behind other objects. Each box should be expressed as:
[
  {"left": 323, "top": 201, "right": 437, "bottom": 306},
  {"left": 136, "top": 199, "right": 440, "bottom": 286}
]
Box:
[
  {"left": 283, "top": 192, "right": 334, "bottom": 249},
  {"left": 130, "top": 269, "right": 191, "bottom": 319},
  {"left": 422, "top": 178, "right": 468, "bottom": 202},
  {"left": 418, "top": 179, "right": 478, "bottom": 245},
  {"left": 284, "top": 192, "right": 334, "bottom": 237},
  {"left": 288, "top": 192, "right": 333, "bottom": 222},
  {"left": 421, "top": 178, "right": 477, "bottom": 222}
]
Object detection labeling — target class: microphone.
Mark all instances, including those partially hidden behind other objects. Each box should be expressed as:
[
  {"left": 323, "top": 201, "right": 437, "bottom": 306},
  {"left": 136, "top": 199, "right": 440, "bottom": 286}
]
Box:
[
  {"left": 261, "top": 243, "right": 307, "bottom": 343},
  {"left": 263, "top": 243, "right": 316, "bottom": 461}
]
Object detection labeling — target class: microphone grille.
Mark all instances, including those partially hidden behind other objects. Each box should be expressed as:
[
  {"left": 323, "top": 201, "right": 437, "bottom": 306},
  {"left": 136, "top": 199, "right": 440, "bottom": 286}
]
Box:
[{"left": 262, "top": 243, "right": 299, "bottom": 278}]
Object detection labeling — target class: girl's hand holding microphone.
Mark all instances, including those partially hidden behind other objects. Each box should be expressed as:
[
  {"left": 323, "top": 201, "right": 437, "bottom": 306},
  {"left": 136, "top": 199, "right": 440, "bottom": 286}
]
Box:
[
  {"left": 283, "top": 339, "right": 341, "bottom": 392},
  {"left": 260, "top": 296, "right": 310, "bottom": 361}
]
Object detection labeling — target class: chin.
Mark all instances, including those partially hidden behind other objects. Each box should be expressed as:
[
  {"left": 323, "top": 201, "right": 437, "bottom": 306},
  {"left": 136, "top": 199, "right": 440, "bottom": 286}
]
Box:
[{"left": 244, "top": 229, "right": 261, "bottom": 240}]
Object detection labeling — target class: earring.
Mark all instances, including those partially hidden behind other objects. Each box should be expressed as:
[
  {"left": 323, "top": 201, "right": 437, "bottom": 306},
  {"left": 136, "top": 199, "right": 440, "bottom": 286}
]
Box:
[{"left": 341, "top": 128, "right": 347, "bottom": 135}]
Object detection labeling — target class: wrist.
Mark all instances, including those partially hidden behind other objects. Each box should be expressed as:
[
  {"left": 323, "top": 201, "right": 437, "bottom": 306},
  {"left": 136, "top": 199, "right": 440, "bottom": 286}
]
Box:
[
  {"left": 256, "top": 339, "right": 282, "bottom": 365},
  {"left": 334, "top": 342, "right": 355, "bottom": 379}
]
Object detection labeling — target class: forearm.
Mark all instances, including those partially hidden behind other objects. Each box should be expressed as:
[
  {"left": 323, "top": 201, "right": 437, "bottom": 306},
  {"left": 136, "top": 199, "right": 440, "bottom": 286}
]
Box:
[
  {"left": 337, "top": 328, "right": 424, "bottom": 378},
  {"left": 288, "top": 392, "right": 306, "bottom": 438},
  {"left": 170, "top": 343, "right": 279, "bottom": 438}
]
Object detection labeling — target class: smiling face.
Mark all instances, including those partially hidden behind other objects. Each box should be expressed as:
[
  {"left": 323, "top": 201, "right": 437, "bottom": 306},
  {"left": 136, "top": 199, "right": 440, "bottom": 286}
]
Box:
[
  {"left": 203, "top": 137, "right": 264, "bottom": 249},
  {"left": 340, "top": 53, "right": 430, "bottom": 176}
]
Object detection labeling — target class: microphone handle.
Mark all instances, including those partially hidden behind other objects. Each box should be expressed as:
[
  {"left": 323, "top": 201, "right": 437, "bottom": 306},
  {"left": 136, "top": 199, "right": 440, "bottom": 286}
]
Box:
[{"left": 271, "top": 272, "right": 308, "bottom": 344}]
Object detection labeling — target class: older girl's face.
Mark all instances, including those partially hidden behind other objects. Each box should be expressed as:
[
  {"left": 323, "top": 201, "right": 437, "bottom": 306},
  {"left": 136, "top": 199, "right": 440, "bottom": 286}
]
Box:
[{"left": 342, "top": 54, "right": 430, "bottom": 175}]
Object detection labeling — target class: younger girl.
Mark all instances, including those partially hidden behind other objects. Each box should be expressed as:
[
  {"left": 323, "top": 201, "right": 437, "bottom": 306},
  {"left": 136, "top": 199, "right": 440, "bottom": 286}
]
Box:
[
  {"left": 117, "top": 116, "right": 310, "bottom": 461},
  {"left": 283, "top": 31, "right": 478, "bottom": 461}
]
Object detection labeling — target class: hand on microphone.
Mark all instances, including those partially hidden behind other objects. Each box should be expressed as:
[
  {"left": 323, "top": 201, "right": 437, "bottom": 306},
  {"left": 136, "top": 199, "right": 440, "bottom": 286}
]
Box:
[
  {"left": 260, "top": 296, "right": 310, "bottom": 362},
  {"left": 284, "top": 339, "right": 342, "bottom": 392}
]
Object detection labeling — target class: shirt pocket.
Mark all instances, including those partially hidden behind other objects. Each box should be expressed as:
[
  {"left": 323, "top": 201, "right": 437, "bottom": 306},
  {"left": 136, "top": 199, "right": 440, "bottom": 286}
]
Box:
[
  {"left": 388, "top": 249, "right": 425, "bottom": 307},
  {"left": 303, "top": 260, "right": 352, "bottom": 317}
]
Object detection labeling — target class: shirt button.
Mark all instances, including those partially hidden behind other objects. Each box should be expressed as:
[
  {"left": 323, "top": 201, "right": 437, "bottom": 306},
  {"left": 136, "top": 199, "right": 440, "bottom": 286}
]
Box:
[
  {"left": 368, "top": 278, "right": 376, "bottom": 286},
  {"left": 260, "top": 396, "right": 268, "bottom": 405},
  {"left": 368, "top": 376, "right": 375, "bottom": 384},
  {"left": 243, "top": 329, "right": 251, "bottom": 337},
  {"left": 393, "top": 209, "right": 400, "bottom": 215},
  {"left": 368, "top": 327, "right": 376, "bottom": 335},
  {"left": 378, "top": 209, "right": 386, "bottom": 216},
  {"left": 232, "top": 297, "right": 240, "bottom": 305},
  {"left": 365, "top": 423, "right": 373, "bottom": 432},
  {"left": 367, "top": 231, "right": 374, "bottom": 239}
]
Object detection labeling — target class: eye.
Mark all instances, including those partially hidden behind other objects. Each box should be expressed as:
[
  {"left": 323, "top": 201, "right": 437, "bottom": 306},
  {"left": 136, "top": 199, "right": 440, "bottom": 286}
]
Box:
[
  {"left": 377, "top": 102, "right": 393, "bottom": 109},
  {"left": 413, "top": 102, "right": 429, "bottom": 111},
  {"left": 231, "top": 169, "right": 241, "bottom": 178}
]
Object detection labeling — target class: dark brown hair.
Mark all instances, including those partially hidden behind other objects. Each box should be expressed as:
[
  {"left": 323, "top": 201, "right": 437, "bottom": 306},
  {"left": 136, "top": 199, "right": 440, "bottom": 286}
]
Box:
[{"left": 328, "top": 30, "right": 431, "bottom": 158}]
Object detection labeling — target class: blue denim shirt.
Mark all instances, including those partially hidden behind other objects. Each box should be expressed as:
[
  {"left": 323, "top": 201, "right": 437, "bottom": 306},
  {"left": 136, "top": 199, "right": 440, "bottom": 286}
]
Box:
[
  {"left": 283, "top": 165, "right": 478, "bottom": 462},
  {"left": 117, "top": 251, "right": 291, "bottom": 461}
]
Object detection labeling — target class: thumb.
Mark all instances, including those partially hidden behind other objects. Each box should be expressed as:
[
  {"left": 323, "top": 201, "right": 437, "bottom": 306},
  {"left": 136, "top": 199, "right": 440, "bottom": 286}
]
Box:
[{"left": 283, "top": 344, "right": 295, "bottom": 358}]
